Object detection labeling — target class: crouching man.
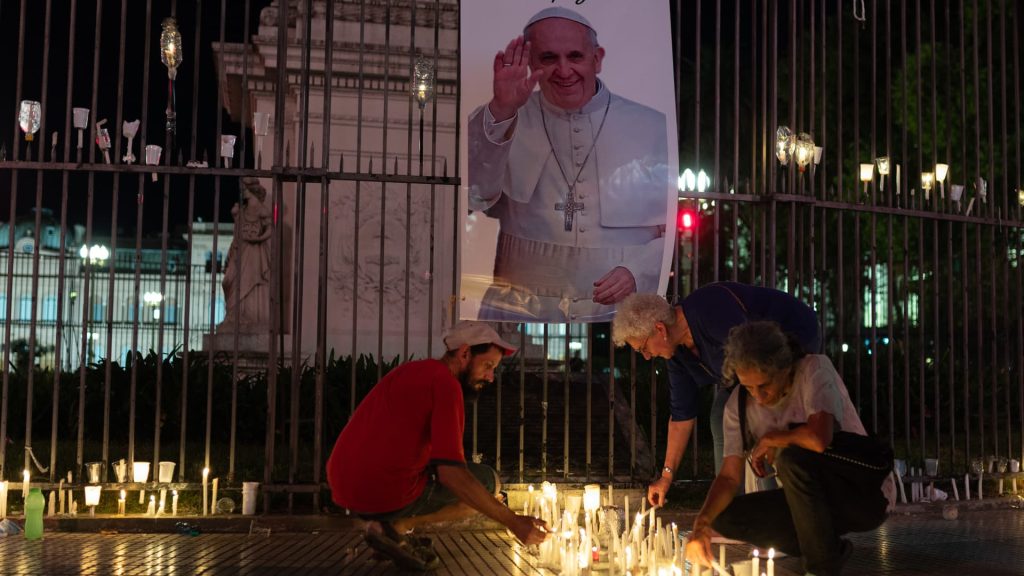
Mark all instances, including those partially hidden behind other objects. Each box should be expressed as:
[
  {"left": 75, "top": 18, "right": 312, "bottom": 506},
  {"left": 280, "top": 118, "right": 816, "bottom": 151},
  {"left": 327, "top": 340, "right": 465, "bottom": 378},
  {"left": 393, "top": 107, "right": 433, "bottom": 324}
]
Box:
[
  {"left": 327, "top": 321, "right": 549, "bottom": 570},
  {"left": 686, "top": 321, "right": 894, "bottom": 576}
]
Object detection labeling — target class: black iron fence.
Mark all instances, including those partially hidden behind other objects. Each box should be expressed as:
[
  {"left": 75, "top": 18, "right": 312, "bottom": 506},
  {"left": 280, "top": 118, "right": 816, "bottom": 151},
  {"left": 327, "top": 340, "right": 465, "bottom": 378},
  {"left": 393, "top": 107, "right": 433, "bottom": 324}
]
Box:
[{"left": 0, "top": 0, "right": 1021, "bottom": 514}]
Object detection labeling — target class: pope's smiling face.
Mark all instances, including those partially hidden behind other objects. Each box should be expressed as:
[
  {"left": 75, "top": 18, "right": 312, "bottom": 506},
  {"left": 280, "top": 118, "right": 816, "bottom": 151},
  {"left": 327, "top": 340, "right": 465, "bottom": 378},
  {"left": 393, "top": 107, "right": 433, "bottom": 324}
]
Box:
[{"left": 528, "top": 18, "right": 605, "bottom": 111}]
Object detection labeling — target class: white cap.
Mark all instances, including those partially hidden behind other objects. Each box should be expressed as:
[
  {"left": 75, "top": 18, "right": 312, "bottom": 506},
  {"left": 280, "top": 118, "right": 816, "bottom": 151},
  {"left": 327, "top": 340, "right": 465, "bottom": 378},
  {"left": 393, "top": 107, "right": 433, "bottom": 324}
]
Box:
[
  {"left": 444, "top": 321, "right": 518, "bottom": 356},
  {"left": 524, "top": 6, "right": 596, "bottom": 36}
]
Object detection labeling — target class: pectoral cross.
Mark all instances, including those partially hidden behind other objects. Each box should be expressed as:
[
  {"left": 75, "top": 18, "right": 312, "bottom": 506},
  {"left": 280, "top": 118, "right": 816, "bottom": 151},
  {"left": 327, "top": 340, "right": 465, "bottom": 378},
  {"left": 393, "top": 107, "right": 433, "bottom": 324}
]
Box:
[{"left": 554, "top": 195, "right": 584, "bottom": 232}]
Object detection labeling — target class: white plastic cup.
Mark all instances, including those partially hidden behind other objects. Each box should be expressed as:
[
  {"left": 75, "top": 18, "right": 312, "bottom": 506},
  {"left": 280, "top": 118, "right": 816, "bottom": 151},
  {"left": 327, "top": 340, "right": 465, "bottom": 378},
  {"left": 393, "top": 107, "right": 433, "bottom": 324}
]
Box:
[
  {"left": 158, "top": 462, "right": 176, "bottom": 483},
  {"left": 132, "top": 461, "right": 151, "bottom": 483},
  {"left": 242, "top": 482, "right": 260, "bottom": 515},
  {"left": 85, "top": 462, "right": 103, "bottom": 484},
  {"left": 925, "top": 458, "right": 939, "bottom": 477}
]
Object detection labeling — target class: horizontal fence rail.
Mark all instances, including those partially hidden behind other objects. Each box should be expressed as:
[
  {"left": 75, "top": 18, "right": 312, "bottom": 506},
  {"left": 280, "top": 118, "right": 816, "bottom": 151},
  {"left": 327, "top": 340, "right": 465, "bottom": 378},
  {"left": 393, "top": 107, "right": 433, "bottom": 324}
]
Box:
[{"left": 0, "top": 0, "right": 1020, "bottom": 516}]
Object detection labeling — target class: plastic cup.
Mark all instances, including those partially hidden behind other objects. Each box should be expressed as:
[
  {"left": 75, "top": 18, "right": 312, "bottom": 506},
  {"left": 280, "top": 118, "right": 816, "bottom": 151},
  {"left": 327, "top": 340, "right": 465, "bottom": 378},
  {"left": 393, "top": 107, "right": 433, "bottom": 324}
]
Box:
[
  {"left": 925, "top": 458, "right": 939, "bottom": 477},
  {"left": 158, "top": 462, "right": 176, "bottom": 483},
  {"left": 242, "top": 482, "right": 260, "bottom": 515}
]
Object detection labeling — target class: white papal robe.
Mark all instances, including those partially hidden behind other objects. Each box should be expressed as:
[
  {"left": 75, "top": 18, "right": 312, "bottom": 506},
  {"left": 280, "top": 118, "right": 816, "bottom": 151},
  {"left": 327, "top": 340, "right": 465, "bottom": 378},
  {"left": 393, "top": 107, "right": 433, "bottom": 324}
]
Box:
[{"left": 468, "top": 82, "right": 671, "bottom": 322}]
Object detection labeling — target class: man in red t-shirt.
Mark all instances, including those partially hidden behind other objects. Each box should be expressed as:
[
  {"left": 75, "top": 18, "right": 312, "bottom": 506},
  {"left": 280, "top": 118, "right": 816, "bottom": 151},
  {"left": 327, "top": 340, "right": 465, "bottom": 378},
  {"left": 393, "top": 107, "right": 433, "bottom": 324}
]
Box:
[{"left": 327, "top": 321, "right": 549, "bottom": 570}]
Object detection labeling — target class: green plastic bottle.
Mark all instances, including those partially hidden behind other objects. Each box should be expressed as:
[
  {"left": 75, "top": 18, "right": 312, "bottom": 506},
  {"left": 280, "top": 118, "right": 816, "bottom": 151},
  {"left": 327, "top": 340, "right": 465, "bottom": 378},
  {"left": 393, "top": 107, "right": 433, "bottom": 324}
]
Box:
[{"left": 24, "top": 487, "right": 44, "bottom": 540}]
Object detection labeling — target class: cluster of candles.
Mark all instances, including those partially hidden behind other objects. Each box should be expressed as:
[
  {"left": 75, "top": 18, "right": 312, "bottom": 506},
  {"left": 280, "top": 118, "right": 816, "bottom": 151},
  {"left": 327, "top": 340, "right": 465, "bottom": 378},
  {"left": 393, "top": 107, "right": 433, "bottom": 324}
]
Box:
[
  {"left": 14, "top": 99, "right": 270, "bottom": 169},
  {"left": 517, "top": 483, "right": 777, "bottom": 576},
  {"left": 0, "top": 462, "right": 224, "bottom": 518}
]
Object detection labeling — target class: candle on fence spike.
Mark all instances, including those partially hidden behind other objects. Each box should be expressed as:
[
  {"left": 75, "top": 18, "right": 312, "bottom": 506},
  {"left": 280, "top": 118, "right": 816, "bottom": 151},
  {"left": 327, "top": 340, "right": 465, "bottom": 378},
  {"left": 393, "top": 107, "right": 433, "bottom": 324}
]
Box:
[
  {"left": 978, "top": 471, "right": 983, "bottom": 500},
  {"left": 951, "top": 478, "right": 960, "bottom": 501},
  {"left": 767, "top": 547, "right": 775, "bottom": 576},
  {"left": 22, "top": 469, "right": 29, "bottom": 498},
  {"left": 212, "top": 478, "right": 219, "bottom": 515},
  {"left": 752, "top": 548, "right": 760, "bottom": 576},
  {"left": 172, "top": 490, "right": 178, "bottom": 516},
  {"left": 202, "top": 467, "right": 210, "bottom": 516},
  {"left": 58, "top": 479, "right": 65, "bottom": 514}
]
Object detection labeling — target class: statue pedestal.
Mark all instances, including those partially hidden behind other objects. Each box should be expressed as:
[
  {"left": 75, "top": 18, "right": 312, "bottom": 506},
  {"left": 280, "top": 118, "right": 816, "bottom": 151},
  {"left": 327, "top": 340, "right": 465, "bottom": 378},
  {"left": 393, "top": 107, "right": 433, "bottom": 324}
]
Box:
[{"left": 201, "top": 331, "right": 297, "bottom": 373}]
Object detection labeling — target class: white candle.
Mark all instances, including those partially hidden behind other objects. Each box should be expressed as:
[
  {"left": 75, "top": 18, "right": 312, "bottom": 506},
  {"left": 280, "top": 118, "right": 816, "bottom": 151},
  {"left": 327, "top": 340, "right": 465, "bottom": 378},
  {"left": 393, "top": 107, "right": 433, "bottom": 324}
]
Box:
[
  {"left": 608, "top": 484, "right": 613, "bottom": 508},
  {"left": 623, "top": 496, "right": 629, "bottom": 534},
  {"left": 202, "top": 468, "right": 209, "bottom": 516},
  {"left": 525, "top": 485, "right": 533, "bottom": 515},
  {"left": 212, "top": 478, "right": 219, "bottom": 515},
  {"left": 118, "top": 490, "right": 126, "bottom": 516},
  {"left": 147, "top": 495, "right": 156, "bottom": 516},
  {"left": 159, "top": 489, "right": 167, "bottom": 515},
  {"left": 22, "top": 469, "right": 29, "bottom": 498},
  {"left": 896, "top": 164, "right": 901, "bottom": 195},
  {"left": 978, "top": 471, "right": 983, "bottom": 500},
  {"left": 172, "top": 490, "right": 178, "bottom": 516},
  {"left": 0, "top": 480, "right": 7, "bottom": 519},
  {"left": 753, "top": 548, "right": 760, "bottom": 576},
  {"left": 965, "top": 473, "right": 971, "bottom": 500},
  {"left": 767, "top": 547, "right": 775, "bottom": 576},
  {"left": 58, "top": 480, "right": 64, "bottom": 513},
  {"left": 47, "top": 491, "right": 55, "bottom": 516},
  {"left": 952, "top": 478, "right": 960, "bottom": 501}
]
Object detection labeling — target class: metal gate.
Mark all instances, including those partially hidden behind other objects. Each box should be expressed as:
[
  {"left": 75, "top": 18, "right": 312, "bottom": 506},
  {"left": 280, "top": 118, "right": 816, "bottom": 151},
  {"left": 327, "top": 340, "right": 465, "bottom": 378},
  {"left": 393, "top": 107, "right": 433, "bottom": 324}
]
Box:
[{"left": 0, "top": 0, "right": 1021, "bottom": 513}]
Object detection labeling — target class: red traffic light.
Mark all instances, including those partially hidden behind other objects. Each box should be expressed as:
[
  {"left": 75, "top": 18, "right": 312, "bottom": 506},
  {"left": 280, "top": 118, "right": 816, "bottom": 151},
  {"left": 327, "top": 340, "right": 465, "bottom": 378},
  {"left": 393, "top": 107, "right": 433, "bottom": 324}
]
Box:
[{"left": 677, "top": 210, "right": 696, "bottom": 231}]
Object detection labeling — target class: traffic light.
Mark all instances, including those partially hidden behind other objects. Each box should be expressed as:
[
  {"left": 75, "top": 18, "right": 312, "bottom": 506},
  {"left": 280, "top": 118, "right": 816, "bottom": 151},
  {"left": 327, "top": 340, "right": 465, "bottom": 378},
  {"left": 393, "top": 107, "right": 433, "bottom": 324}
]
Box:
[{"left": 677, "top": 209, "right": 696, "bottom": 232}]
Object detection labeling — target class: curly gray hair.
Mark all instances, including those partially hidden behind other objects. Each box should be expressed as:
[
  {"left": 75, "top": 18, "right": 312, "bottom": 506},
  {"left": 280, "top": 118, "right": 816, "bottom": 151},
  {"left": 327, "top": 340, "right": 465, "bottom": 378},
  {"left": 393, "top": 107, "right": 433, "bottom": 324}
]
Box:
[
  {"left": 721, "top": 321, "right": 805, "bottom": 383},
  {"left": 611, "top": 294, "right": 676, "bottom": 347}
]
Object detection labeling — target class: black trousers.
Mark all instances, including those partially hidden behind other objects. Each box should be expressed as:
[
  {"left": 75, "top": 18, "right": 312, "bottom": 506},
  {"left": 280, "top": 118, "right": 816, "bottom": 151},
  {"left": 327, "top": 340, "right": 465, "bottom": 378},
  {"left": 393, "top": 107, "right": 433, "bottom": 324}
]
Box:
[{"left": 712, "top": 446, "right": 888, "bottom": 576}]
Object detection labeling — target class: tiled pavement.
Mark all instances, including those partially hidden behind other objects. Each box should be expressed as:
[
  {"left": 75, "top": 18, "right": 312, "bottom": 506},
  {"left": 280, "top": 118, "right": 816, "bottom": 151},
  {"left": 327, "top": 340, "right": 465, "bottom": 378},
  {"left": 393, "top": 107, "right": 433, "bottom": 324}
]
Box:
[{"left": 0, "top": 505, "right": 1022, "bottom": 575}]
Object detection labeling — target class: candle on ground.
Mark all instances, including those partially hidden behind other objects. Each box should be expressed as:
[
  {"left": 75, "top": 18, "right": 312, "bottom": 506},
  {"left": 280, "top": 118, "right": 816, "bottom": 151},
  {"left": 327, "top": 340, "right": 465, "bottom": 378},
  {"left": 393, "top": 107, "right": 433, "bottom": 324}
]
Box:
[
  {"left": 202, "top": 468, "right": 210, "bottom": 516},
  {"left": 47, "top": 491, "right": 55, "bottom": 516},
  {"left": 159, "top": 489, "right": 167, "bottom": 515},
  {"left": 0, "top": 480, "right": 8, "bottom": 519},
  {"left": 172, "top": 490, "right": 179, "bottom": 516},
  {"left": 147, "top": 495, "right": 156, "bottom": 516},
  {"left": 118, "top": 490, "right": 126, "bottom": 516},
  {"left": 58, "top": 479, "right": 65, "bottom": 514},
  {"left": 212, "top": 478, "right": 219, "bottom": 515}
]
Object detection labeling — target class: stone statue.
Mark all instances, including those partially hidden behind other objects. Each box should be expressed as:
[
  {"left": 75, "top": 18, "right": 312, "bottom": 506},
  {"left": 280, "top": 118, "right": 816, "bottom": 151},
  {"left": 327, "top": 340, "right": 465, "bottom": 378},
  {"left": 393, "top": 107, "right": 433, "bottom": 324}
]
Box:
[{"left": 220, "top": 178, "right": 272, "bottom": 332}]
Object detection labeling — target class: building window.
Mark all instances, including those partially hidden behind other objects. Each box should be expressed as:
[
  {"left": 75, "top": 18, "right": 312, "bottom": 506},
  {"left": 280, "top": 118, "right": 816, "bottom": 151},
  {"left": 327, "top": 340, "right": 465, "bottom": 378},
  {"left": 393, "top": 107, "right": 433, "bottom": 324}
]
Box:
[
  {"left": 41, "top": 296, "right": 57, "bottom": 322},
  {"left": 19, "top": 296, "right": 33, "bottom": 320}
]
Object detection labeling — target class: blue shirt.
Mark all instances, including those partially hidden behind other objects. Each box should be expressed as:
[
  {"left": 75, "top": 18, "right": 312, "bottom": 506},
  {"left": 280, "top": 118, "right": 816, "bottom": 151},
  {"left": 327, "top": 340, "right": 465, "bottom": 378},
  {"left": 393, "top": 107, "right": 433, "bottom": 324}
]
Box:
[{"left": 667, "top": 282, "right": 821, "bottom": 421}]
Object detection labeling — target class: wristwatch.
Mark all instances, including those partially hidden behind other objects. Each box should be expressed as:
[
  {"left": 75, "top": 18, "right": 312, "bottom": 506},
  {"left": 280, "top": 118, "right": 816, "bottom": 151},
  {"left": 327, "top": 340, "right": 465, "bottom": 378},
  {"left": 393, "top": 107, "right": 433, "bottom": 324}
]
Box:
[{"left": 662, "top": 466, "right": 674, "bottom": 478}]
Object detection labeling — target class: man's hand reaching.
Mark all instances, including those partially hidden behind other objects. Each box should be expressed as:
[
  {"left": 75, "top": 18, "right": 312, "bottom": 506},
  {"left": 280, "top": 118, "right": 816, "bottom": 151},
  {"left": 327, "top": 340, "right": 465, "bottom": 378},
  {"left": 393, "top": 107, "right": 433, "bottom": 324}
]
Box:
[
  {"left": 508, "top": 514, "right": 549, "bottom": 546},
  {"left": 488, "top": 36, "right": 544, "bottom": 122}
]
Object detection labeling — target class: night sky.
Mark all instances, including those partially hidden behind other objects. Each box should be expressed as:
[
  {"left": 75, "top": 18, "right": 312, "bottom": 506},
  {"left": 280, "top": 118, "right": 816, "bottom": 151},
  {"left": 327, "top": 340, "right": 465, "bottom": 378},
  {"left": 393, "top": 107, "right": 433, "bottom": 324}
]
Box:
[{"left": 0, "top": 0, "right": 272, "bottom": 236}]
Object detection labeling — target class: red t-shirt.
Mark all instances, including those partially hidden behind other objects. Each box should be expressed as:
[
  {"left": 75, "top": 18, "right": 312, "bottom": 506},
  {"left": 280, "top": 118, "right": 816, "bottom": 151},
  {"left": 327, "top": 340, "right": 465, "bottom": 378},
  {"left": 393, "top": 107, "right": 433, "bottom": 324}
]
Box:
[{"left": 326, "top": 358, "right": 467, "bottom": 514}]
